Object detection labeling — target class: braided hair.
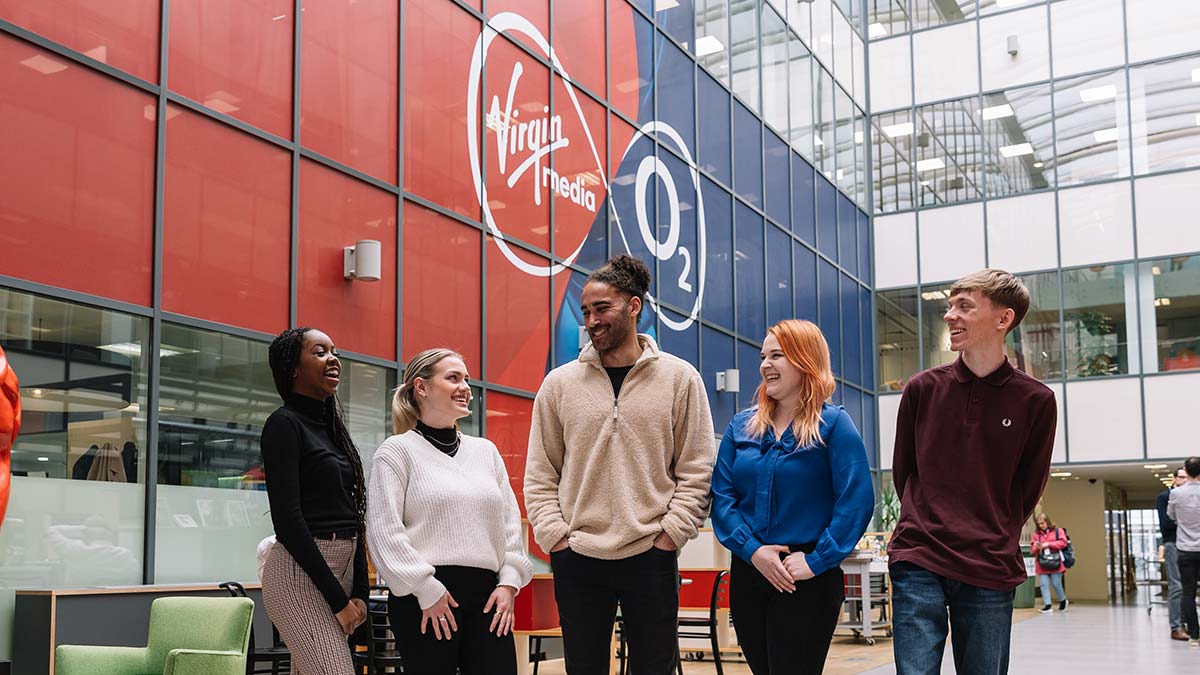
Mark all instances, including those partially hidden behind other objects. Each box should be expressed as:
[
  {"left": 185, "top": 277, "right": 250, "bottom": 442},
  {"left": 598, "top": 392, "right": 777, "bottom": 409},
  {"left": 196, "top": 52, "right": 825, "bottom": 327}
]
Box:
[
  {"left": 586, "top": 254, "right": 652, "bottom": 318},
  {"left": 267, "top": 327, "right": 367, "bottom": 535}
]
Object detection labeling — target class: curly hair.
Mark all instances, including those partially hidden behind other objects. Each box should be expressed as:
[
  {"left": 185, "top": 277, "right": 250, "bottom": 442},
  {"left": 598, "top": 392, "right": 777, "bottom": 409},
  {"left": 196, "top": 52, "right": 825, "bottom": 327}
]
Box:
[
  {"left": 586, "top": 254, "right": 652, "bottom": 317},
  {"left": 267, "top": 327, "right": 367, "bottom": 534}
]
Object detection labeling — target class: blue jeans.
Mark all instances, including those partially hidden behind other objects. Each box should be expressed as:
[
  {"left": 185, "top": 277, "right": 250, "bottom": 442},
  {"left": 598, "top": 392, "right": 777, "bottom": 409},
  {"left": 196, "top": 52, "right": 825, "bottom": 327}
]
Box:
[
  {"left": 1038, "top": 572, "right": 1066, "bottom": 604},
  {"left": 890, "top": 561, "right": 1015, "bottom": 675}
]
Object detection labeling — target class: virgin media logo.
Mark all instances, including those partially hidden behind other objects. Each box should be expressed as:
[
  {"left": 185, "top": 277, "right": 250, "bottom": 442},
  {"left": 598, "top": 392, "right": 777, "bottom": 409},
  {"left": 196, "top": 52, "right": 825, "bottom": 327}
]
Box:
[{"left": 467, "top": 12, "right": 705, "bottom": 331}]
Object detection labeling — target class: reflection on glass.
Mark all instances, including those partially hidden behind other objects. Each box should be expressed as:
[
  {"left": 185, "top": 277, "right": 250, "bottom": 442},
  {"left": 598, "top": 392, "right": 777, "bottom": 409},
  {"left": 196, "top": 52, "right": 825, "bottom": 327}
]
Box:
[
  {"left": 730, "top": 0, "right": 760, "bottom": 110},
  {"left": 1140, "top": 255, "right": 1200, "bottom": 373},
  {"left": 877, "top": 287, "right": 919, "bottom": 391},
  {"left": 1063, "top": 264, "right": 1136, "bottom": 378},
  {"left": 914, "top": 96, "right": 983, "bottom": 207},
  {"left": 981, "top": 85, "right": 1054, "bottom": 196},
  {"left": 866, "top": 0, "right": 909, "bottom": 39},
  {"left": 1053, "top": 70, "right": 1131, "bottom": 186},
  {"left": 788, "top": 34, "right": 814, "bottom": 159},
  {"left": 872, "top": 110, "right": 915, "bottom": 213},
  {"left": 854, "top": 111, "right": 867, "bottom": 207},
  {"left": 911, "top": 0, "right": 976, "bottom": 29},
  {"left": 1, "top": 289, "right": 148, "bottom": 481},
  {"left": 695, "top": 0, "right": 730, "bottom": 85},
  {"left": 920, "top": 284, "right": 956, "bottom": 370},
  {"left": 816, "top": 65, "right": 836, "bottom": 178},
  {"left": 761, "top": 4, "right": 789, "bottom": 134},
  {"left": 656, "top": 0, "right": 696, "bottom": 47},
  {"left": 1006, "top": 271, "right": 1063, "bottom": 380},
  {"left": 1129, "top": 54, "right": 1200, "bottom": 176},
  {"left": 835, "top": 85, "right": 857, "bottom": 197}
]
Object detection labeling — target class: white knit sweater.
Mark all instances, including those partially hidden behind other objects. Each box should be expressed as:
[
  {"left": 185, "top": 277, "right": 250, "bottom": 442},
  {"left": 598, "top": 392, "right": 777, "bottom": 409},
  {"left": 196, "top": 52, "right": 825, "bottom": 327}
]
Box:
[{"left": 365, "top": 431, "right": 533, "bottom": 609}]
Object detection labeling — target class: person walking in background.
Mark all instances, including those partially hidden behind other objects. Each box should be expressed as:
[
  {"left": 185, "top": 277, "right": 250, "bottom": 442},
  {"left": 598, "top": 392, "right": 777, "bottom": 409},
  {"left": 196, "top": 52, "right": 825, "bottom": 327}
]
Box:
[
  {"left": 524, "top": 254, "right": 715, "bottom": 675},
  {"left": 711, "top": 320, "right": 874, "bottom": 675},
  {"left": 366, "top": 348, "right": 533, "bottom": 674},
  {"left": 1031, "top": 513, "right": 1069, "bottom": 613},
  {"left": 260, "top": 327, "right": 369, "bottom": 674},
  {"left": 1158, "top": 466, "right": 1190, "bottom": 640},
  {"left": 889, "top": 269, "right": 1058, "bottom": 675},
  {"left": 1167, "top": 456, "right": 1200, "bottom": 647}
]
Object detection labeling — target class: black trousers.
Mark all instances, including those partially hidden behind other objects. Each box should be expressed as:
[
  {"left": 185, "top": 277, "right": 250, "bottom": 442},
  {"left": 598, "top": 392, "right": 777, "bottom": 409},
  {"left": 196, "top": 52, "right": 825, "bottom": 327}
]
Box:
[
  {"left": 1179, "top": 550, "right": 1200, "bottom": 640},
  {"left": 550, "top": 546, "right": 679, "bottom": 675},
  {"left": 388, "top": 566, "right": 517, "bottom": 675},
  {"left": 730, "top": 547, "right": 846, "bottom": 675}
]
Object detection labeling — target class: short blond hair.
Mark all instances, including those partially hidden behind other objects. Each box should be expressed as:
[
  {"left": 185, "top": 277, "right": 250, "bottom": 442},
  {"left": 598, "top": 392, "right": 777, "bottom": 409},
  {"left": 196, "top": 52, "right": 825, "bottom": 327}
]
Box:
[{"left": 950, "top": 269, "right": 1030, "bottom": 333}]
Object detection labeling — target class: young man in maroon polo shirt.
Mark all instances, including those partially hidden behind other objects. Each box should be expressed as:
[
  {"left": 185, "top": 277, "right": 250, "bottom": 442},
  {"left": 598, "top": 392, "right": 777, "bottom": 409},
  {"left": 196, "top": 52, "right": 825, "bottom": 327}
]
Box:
[{"left": 889, "top": 269, "right": 1057, "bottom": 675}]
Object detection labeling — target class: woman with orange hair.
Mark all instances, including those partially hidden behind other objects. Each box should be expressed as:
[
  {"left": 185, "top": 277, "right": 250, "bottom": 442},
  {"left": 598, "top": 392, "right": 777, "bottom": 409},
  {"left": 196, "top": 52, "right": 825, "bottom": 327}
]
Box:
[{"left": 711, "top": 320, "right": 874, "bottom": 675}]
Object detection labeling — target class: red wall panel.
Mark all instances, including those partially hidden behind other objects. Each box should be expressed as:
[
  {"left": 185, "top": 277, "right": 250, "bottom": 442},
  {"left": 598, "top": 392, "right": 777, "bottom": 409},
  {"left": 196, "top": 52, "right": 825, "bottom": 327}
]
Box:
[
  {"left": 297, "top": 160, "right": 396, "bottom": 360},
  {"left": 0, "top": 0, "right": 159, "bottom": 82},
  {"left": 0, "top": 34, "right": 155, "bottom": 305},
  {"left": 484, "top": 391, "right": 533, "bottom": 517},
  {"left": 162, "top": 107, "right": 290, "bottom": 332}
]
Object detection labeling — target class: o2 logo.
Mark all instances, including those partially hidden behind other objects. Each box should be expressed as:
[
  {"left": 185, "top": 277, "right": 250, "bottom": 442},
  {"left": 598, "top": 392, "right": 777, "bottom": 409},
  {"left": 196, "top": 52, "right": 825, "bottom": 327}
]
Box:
[{"left": 467, "top": 12, "right": 705, "bottom": 331}]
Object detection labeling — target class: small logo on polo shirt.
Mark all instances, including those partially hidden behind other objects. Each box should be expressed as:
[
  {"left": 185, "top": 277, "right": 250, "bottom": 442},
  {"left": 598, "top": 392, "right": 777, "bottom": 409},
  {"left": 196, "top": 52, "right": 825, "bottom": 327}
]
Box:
[{"left": 1002, "top": 418, "right": 1013, "bottom": 427}]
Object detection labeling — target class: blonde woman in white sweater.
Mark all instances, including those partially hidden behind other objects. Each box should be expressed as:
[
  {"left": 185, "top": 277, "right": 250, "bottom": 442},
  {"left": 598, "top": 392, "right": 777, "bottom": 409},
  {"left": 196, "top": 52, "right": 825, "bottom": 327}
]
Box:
[{"left": 366, "top": 348, "right": 532, "bottom": 675}]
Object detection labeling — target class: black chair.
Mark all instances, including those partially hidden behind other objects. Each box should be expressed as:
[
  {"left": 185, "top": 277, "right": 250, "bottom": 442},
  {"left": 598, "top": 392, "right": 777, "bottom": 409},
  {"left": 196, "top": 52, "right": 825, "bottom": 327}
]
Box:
[
  {"left": 676, "top": 570, "right": 731, "bottom": 675},
  {"left": 350, "top": 585, "right": 405, "bottom": 675},
  {"left": 218, "top": 581, "right": 291, "bottom": 675}
]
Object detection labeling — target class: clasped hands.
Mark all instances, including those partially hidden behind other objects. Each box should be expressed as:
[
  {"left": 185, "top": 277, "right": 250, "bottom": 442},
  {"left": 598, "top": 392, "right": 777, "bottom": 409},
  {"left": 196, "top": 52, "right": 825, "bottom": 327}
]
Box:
[{"left": 750, "top": 544, "right": 815, "bottom": 593}]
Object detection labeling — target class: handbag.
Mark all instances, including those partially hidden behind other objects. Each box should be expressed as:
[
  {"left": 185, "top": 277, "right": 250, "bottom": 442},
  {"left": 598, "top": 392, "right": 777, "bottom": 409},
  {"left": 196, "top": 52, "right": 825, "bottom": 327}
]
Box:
[
  {"left": 1060, "top": 528, "right": 1076, "bottom": 569},
  {"left": 1037, "top": 542, "right": 1063, "bottom": 569}
]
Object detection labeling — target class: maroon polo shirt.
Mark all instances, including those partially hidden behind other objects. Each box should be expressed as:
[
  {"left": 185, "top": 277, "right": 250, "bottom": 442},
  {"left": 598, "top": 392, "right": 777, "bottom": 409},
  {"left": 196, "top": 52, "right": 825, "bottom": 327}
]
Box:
[{"left": 888, "top": 356, "right": 1057, "bottom": 590}]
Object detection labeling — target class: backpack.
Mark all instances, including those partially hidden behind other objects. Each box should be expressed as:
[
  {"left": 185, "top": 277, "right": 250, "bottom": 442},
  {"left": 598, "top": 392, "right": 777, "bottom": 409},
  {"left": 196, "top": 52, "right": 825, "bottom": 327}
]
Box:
[{"left": 1060, "top": 528, "right": 1076, "bottom": 569}]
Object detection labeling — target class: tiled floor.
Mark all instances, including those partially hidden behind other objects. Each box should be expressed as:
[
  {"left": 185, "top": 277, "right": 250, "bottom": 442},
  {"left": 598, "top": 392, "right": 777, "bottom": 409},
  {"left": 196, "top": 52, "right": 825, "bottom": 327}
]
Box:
[{"left": 535, "top": 603, "right": 1199, "bottom": 674}]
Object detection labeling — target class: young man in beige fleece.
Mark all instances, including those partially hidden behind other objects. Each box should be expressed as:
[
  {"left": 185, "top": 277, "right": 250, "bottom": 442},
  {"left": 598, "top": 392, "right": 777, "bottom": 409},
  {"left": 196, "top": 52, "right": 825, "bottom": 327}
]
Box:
[{"left": 524, "top": 254, "right": 716, "bottom": 675}]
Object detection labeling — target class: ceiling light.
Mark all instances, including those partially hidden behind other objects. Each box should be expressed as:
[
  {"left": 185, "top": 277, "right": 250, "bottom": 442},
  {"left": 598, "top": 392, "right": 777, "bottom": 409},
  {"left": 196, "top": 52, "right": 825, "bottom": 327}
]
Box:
[
  {"left": 272, "top": 14, "right": 287, "bottom": 21},
  {"left": 1079, "top": 84, "right": 1117, "bottom": 102},
  {"left": 695, "top": 35, "right": 725, "bottom": 57},
  {"left": 37, "top": 456, "right": 49, "bottom": 462},
  {"left": 1152, "top": 265, "right": 1161, "bottom": 275},
  {"left": 1033, "top": 161, "right": 1044, "bottom": 168},
  {"left": 868, "top": 23, "right": 888, "bottom": 39},
  {"left": 999, "top": 142, "right": 1034, "bottom": 158},
  {"left": 836, "top": 169, "right": 845, "bottom": 180},
  {"left": 854, "top": 130, "right": 864, "bottom": 144},
  {"left": 814, "top": 134, "right": 825, "bottom": 146},
  {"left": 919, "top": 180, "right": 931, "bottom": 186},
  {"left": 1050, "top": 471, "right": 1072, "bottom": 477},
  {"left": 1154, "top": 297, "right": 1172, "bottom": 307},
  {"left": 655, "top": 0, "right": 680, "bottom": 10},
  {"left": 980, "top": 104, "right": 1014, "bottom": 120},
  {"left": 921, "top": 290, "right": 947, "bottom": 301},
  {"left": 1195, "top": 113, "right": 1200, "bottom": 127},
  {"left": 1192, "top": 68, "right": 1200, "bottom": 83},
  {"left": 916, "top": 157, "right": 945, "bottom": 172},
  {"left": 995, "top": 0, "right": 1029, "bottom": 7},
  {"left": 1093, "top": 127, "right": 1120, "bottom": 143},
  {"left": 20, "top": 54, "right": 68, "bottom": 75},
  {"left": 1145, "top": 464, "right": 1168, "bottom": 469},
  {"left": 882, "top": 121, "right": 914, "bottom": 138},
  {"left": 99, "top": 342, "right": 195, "bottom": 358}
]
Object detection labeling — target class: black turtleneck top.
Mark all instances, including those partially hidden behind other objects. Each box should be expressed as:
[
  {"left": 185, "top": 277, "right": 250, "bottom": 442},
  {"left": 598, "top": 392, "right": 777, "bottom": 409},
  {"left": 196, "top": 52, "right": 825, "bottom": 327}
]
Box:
[
  {"left": 415, "top": 420, "right": 460, "bottom": 456},
  {"left": 260, "top": 393, "right": 368, "bottom": 612}
]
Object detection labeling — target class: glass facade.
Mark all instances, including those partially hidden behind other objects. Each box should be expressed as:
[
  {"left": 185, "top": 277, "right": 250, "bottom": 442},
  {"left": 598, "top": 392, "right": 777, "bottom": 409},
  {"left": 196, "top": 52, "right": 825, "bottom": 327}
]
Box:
[{"left": 0, "top": 0, "right": 875, "bottom": 659}]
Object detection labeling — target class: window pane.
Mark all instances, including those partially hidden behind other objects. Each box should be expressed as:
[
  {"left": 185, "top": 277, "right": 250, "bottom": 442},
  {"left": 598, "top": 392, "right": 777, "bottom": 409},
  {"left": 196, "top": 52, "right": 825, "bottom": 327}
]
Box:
[
  {"left": 735, "top": 202, "right": 765, "bottom": 339},
  {"left": 610, "top": 5, "right": 654, "bottom": 124},
  {"left": 656, "top": 38, "right": 696, "bottom": 159},
  {"left": 1063, "top": 264, "right": 1137, "bottom": 378},
  {"left": 698, "top": 69, "right": 732, "bottom": 185},
  {"left": 764, "top": 131, "right": 790, "bottom": 227},
  {"left": 767, "top": 223, "right": 793, "bottom": 327},
  {"left": 819, "top": 258, "right": 842, "bottom": 375},
  {"left": 872, "top": 109, "right": 915, "bottom": 213},
  {"left": 1141, "top": 255, "right": 1200, "bottom": 373},
  {"left": 733, "top": 101, "right": 763, "bottom": 207},
  {"left": 483, "top": 391, "right": 533, "bottom": 515},
  {"left": 877, "top": 287, "right": 919, "bottom": 391},
  {"left": 702, "top": 176, "right": 735, "bottom": 330},
  {"left": 911, "top": 0, "right": 975, "bottom": 29},
  {"left": 979, "top": 5, "right": 1049, "bottom": 92},
  {"left": 656, "top": 0, "right": 695, "bottom": 49},
  {"left": 659, "top": 309, "right": 699, "bottom": 366},
  {"left": 402, "top": 202, "right": 482, "bottom": 375},
  {"left": 788, "top": 33, "right": 814, "bottom": 159},
  {"left": 869, "top": 35, "right": 911, "bottom": 113},
  {"left": 404, "top": 0, "right": 480, "bottom": 220},
  {"left": 0, "top": 34, "right": 156, "bottom": 307},
  {"left": 1125, "top": 0, "right": 1200, "bottom": 65},
  {"left": 914, "top": 96, "right": 983, "bottom": 207},
  {"left": 162, "top": 107, "right": 291, "bottom": 333},
  {"left": 2, "top": 289, "right": 149, "bottom": 482},
  {"left": 300, "top": 0, "right": 398, "bottom": 183},
  {"left": 0, "top": 0, "right": 159, "bottom": 81},
  {"left": 297, "top": 160, "right": 397, "bottom": 361},
  {"left": 1006, "top": 271, "right": 1063, "bottom": 380},
  {"left": 695, "top": 0, "right": 730, "bottom": 86},
  {"left": 816, "top": 174, "right": 838, "bottom": 259},
  {"left": 866, "top": 0, "right": 909, "bottom": 38},
  {"left": 835, "top": 85, "right": 856, "bottom": 196},
  {"left": 656, "top": 150, "right": 699, "bottom": 313},
  {"left": 730, "top": 0, "right": 759, "bottom": 111},
  {"left": 1049, "top": 0, "right": 1124, "bottom": 80},
  {"left": 816, "top": 65, "right": 836, "bottom": 176},
  {"left": 762, "top": 5, "right": 789, "bottom": 134},
  {"left": 554, "top": 0, "right": 605, "bottom": 96},
  {"left": 838, "top": 193, "right": 858, "bottom": 277},
  {"left": 1053, "top": 69, "right": 1131, "bottom": 187},
  {"left": 792, "top": 153, "right": 817, "bottom": 244},
  {"left": 702, "top": 325, "right": 737, "bottom": 427},
  {"left": 980, "top": 84, "right": 1054, "bottom": 197},
  {"left": 486, "top": 239, "right": 550, "bottom": 392},
  {"left": 920, "top": 283, "right": 956, "bottom": 370},
  {"left": 795, "top": 241, "right": 818, "bottom": 322},
  {"left": 168, "top": 0, "right": 293, "bottom": 138},
  {"left": 553, "top": 75, "right": 608, "bottom": 263},
  {"left": 841, "top": 273, "right": 862, "bottom": 384},
  {"left": 912, "top": 20, "right": 978, "bottom": 104},
  {"left": 1129, "top": 54, "right": 1200, "bottom": 176}
]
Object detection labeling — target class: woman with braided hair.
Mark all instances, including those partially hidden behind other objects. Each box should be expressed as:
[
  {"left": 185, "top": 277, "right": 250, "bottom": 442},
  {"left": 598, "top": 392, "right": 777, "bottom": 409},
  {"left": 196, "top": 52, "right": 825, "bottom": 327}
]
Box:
[{"left": 260, "top": 327, "right": 369, "bottom": 674}]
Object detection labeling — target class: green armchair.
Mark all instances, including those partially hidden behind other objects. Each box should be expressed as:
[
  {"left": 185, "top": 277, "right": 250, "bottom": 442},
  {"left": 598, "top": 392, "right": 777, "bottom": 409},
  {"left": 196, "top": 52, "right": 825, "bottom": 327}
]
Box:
[{"left": 55, "top": 596, "right": 254, "bottom": 675}]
